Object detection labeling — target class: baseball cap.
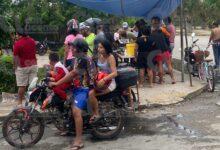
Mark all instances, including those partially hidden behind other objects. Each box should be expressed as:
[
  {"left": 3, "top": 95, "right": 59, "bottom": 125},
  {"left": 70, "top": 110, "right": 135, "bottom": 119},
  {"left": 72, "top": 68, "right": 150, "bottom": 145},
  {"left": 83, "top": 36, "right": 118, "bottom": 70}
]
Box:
[
  {"left": 122, "top": 22, "right": 129, "bottom": 29},
  {"left": 79, "top": 22, "right": 90, "bottom": 30}
]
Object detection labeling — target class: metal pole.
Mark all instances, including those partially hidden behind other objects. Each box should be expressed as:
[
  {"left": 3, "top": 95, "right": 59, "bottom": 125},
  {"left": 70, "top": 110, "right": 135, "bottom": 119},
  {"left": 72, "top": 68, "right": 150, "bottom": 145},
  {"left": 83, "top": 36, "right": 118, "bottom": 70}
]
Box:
[
  {"left": 183, "top": 8, "right": 193, "bottom": 87},
  {"left": 180, "top": 0, "right": 184, "bottom": 82}
]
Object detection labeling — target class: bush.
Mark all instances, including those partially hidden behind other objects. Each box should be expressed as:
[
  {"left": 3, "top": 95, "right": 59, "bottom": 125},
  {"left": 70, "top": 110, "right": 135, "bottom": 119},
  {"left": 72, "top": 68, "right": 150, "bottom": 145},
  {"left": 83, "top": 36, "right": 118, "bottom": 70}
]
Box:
[
  {"left": 1, "top": 54, "right": 13, "bottom": 63},
  {"left": 0, "top": 60, "right": 17, "bottom": 93},
  {"left": 37, "top": 67, "right": 46, "bottom": 80},
  {"left": 58, "top": 46, "right": 65, "bottom": 61}
]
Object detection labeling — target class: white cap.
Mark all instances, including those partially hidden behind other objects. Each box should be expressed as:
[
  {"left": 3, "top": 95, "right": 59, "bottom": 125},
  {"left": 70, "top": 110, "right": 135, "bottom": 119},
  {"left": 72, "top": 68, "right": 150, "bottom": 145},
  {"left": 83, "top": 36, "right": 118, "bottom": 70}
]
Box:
[
  {"left": 122, "top": 22, "right": 129, "bottom": 29},
  {"left": 79, "top": 22, "right": 90, "bottom": 30}
]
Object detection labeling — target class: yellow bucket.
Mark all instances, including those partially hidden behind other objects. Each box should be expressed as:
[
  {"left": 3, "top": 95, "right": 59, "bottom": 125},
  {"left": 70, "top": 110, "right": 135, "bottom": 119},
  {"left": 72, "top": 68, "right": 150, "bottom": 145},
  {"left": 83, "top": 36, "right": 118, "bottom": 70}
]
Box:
[{"left": 126, "top": 43, "right": 135, "bottom": 57}]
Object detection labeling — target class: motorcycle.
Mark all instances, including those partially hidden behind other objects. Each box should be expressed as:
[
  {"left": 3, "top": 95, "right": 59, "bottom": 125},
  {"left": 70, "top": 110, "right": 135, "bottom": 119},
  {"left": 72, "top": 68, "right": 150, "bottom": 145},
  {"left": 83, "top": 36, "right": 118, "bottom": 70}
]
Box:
[
  {"left": 2, "top": 67, "right": 138, "bottom": 149},
  {"left": 36, "top": 38, "right": 48, "bottom": 56},
  {"left": 36, "top": 38, "right": 63, "bottom": 56},
  {"left": 184, "top": 33, "right": 215, "bottom": 92}
]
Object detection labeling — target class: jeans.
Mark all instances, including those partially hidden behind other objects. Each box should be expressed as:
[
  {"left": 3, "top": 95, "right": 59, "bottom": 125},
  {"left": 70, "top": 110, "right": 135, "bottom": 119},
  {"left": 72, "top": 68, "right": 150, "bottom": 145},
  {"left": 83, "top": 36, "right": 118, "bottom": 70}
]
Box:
[{"left": 213, "top": 44, "right": 220, "bottom": 67}]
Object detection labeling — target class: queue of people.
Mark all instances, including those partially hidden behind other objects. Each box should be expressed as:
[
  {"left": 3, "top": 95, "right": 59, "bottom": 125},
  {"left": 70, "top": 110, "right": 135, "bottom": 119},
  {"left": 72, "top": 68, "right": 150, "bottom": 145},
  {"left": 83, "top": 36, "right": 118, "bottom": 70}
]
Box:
[{"left": 113, "top": 17, "right": 176, "bottom": 87}]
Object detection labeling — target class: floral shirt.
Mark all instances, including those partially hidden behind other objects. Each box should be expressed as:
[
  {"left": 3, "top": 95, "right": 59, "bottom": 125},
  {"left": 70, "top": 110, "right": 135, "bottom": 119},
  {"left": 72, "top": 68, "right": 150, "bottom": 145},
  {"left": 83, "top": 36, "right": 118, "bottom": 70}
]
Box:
[{"left": 73, "top": 55, "right": 97, "bottom": 88}]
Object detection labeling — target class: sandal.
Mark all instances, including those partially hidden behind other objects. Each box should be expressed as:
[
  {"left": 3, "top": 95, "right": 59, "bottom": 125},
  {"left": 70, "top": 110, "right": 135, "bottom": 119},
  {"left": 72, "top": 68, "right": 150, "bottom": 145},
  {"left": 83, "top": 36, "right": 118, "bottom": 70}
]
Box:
[
  {"left": 70, "top": 143, "right": 84, "bottom": 150},
  {"left": 171, "top": 80, "right": 176, "bottom": 84}
]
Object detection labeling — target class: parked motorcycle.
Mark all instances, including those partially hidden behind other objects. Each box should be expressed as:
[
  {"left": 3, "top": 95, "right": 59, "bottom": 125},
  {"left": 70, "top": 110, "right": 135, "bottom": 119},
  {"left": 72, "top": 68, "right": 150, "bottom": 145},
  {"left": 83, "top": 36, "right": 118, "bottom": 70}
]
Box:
[
  {"left": 36, "top": 38, "right": 48, "bottom": 56},
  {"left": 2, "top": 67, "right": 138, "bottom": 149},
  {"left": 36, "top": 38, "right": 63, "bottom": 56}
]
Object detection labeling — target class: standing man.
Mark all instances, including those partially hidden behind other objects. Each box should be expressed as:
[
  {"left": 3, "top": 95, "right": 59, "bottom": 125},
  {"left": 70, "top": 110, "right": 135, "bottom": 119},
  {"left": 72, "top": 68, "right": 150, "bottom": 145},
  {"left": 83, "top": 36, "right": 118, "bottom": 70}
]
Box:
[
  {"left": 13, "top": 29, "right": 38, "bottom": 106},
  {"left": 79, "top": 23, "right": 96, "bottom": 57},
  {"left": 49, "top": 39, "right": 97, "bottom": 149},
  {"left": 209, "top": 22, "right": 220, "bottom": 68},
  {"left": 166, "top": 17, "right": 176, "bottom": 54}
]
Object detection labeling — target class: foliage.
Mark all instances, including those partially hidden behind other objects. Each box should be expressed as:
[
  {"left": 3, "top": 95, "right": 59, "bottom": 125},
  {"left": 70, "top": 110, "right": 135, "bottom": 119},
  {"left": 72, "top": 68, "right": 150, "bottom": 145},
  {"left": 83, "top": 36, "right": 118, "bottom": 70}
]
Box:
[
  {"left": 0, "top": 60, "right": 17, "bottom": 93},
  {"left": 58, "top": 46, "right": 65, "bottom": 60},
  {"left": 0, "top": 55, "right": 13, "bottom": 63},
  {"left": 0, "top": 0, "right": 220, "bottom": 48},
  {"left": 37, "top": 67, "right": 46, "bottom": 81},
  {"left": 184, "top": 0, "right": 220, "bottom": 26}
]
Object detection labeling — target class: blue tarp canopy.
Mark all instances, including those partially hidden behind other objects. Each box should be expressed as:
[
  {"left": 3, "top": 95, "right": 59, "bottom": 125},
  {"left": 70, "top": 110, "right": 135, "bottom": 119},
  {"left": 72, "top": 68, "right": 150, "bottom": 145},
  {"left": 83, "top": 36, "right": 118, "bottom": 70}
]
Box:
[{"left": 67, "top": 0, "right": 181, "bottom": 19}]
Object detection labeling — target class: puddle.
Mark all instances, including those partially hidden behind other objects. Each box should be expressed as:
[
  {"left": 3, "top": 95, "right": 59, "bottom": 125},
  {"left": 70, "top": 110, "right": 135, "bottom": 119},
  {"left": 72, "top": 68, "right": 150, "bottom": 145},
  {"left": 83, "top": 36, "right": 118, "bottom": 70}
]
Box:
[{"left": 166, "top": 115, "right": 198, "bottom": 138}]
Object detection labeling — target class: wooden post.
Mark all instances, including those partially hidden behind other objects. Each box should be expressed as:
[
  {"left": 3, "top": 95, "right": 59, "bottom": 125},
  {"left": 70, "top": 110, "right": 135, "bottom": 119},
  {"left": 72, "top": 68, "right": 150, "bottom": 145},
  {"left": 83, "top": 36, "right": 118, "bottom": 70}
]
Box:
[
  {"left": 180, "top": 0, "right": 184, "bottom": 82},
  {"left": 183, "top": 7, "right": 193, "bottom": 87}
]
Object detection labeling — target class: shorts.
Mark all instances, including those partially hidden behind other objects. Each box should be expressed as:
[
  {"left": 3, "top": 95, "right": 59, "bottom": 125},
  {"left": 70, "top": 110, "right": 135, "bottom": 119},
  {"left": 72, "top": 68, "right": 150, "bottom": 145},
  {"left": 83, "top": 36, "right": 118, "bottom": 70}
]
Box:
[
  {"left": 136, "top": 52, "right": 149, "bottom": 69},
  {"left": 15, "top": 65, "right": 38, "bottom": 87},
  {"left": 72, "top": 88, "right": 89, "bottom": 110},
  {"left": 154, "top": 51, "right": 171, "bottom": 63},
  {"left": 108, "top": 79, "right": 116, "bottom": 92}
]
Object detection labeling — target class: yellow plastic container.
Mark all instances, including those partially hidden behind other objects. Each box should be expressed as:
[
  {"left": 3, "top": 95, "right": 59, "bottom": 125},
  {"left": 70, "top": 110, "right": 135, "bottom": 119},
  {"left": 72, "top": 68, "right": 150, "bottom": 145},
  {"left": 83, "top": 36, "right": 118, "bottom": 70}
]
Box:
[{"left": 125, "top": 43, "right": 135, "bottom": 57}]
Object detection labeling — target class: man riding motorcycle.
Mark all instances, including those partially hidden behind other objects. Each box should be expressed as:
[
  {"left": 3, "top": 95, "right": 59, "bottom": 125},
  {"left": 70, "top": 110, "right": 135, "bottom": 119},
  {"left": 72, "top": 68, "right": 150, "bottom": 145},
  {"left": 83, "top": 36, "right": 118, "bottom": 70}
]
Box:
[{"left": 49, "top": 39, "right": 97, "bottom": 150}]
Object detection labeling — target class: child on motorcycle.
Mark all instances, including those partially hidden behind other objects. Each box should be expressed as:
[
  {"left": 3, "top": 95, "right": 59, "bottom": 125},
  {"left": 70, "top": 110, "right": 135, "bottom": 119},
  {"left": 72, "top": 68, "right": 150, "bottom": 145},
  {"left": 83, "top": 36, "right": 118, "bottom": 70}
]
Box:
[{"left": 42, "top": 52, "right": 71, "bottom": 112}]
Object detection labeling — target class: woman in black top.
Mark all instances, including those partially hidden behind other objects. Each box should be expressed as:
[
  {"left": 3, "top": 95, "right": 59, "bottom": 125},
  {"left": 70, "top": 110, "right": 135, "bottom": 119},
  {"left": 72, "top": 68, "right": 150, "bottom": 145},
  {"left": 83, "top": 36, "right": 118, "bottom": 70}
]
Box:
[
  {"left": 151, "top": 16, "right": 176, "bottom": 84},
  {"left": 135, "top": 26, "right": 154, "bottom": 87}
]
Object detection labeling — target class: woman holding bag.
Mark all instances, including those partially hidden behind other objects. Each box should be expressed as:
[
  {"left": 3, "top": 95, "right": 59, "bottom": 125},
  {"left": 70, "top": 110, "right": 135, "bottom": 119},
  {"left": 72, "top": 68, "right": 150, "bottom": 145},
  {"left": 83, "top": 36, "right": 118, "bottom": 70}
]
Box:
[{"left": 89, "top": 39, "right": 118, "bottom": 123}]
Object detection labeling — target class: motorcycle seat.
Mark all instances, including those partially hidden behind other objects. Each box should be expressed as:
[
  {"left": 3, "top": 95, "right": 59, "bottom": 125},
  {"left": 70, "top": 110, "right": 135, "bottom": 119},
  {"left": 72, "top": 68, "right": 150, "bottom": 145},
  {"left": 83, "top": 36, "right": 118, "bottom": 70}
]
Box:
[{"left": 97, "top": 88, "right": 120, "bottom": 102}]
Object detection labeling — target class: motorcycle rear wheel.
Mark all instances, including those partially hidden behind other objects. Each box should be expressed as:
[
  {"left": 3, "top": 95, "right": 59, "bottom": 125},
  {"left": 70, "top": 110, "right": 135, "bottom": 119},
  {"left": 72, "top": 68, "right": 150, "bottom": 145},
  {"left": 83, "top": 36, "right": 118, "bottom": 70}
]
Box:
[{"left": 91, "top": 103, "right": 124, "bottom": 139}]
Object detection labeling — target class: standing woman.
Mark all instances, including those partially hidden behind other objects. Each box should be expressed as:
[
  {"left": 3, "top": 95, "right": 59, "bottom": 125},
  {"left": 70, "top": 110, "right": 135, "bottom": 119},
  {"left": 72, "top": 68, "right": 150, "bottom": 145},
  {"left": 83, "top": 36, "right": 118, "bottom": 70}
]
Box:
[
  {"left": 135, "top": 26, "right": 154, "bottom": 88},
  {"left": 64, "top": 19, "right": 83, "bottom": 68},
  {"left": 89, "top": 39, "right": 117, "bottom": 122}
]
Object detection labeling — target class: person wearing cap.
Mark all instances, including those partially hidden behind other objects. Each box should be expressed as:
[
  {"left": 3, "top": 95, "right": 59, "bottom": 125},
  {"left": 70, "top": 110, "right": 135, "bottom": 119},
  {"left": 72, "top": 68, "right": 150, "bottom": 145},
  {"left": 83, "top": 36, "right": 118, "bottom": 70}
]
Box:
[
  {"left": 64, "top": 19, "right": 83, "bottom": 68},
  {"left": 13, "top": 29, "right": 37, "bottom": 106},
  {"left": 79, "top": 22, "right": 96, "bottom": 57},
  {"left": 49, "top": 39, "right": 97, "bottom": 149},
  {"left": 122, "top": 22, "right": 129, "bottom": 30}
]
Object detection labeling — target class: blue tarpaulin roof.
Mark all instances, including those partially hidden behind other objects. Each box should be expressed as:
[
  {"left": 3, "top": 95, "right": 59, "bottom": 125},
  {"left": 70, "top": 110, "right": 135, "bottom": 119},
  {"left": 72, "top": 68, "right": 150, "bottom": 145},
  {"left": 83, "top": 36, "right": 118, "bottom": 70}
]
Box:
[{"left": 67, "top": 0, "right": 181, "bottom": 19}]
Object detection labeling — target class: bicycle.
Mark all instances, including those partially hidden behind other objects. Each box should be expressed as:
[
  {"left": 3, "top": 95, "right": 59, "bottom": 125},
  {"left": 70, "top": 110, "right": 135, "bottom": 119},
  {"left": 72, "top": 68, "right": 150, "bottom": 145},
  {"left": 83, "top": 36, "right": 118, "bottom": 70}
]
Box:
[{"left": 185, "top": 40, "right": 216, "bottom": 92}]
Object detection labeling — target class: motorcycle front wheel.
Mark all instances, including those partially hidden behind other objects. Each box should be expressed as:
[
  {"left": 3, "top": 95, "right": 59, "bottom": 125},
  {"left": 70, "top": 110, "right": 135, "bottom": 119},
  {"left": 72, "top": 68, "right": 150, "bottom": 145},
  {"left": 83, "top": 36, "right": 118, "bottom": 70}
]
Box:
[{"left": 2, "top": 109, "right": 44, "bottom": 149}]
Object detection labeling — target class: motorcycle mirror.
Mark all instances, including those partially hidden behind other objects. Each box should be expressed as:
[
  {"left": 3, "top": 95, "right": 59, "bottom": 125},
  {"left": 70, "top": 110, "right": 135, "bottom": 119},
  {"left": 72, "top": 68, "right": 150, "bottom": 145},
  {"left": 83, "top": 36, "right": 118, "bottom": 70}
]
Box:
[{"left": 191, "top": 32, "right": 196, "bottom": 37}]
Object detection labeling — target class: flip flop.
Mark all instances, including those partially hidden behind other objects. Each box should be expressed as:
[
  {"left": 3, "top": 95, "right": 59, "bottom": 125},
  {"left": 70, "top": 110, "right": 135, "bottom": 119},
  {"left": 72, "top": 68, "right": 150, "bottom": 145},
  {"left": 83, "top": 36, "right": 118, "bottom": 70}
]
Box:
[{"left": 70, "top": 143, "right": 84, "bottom": 150}]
